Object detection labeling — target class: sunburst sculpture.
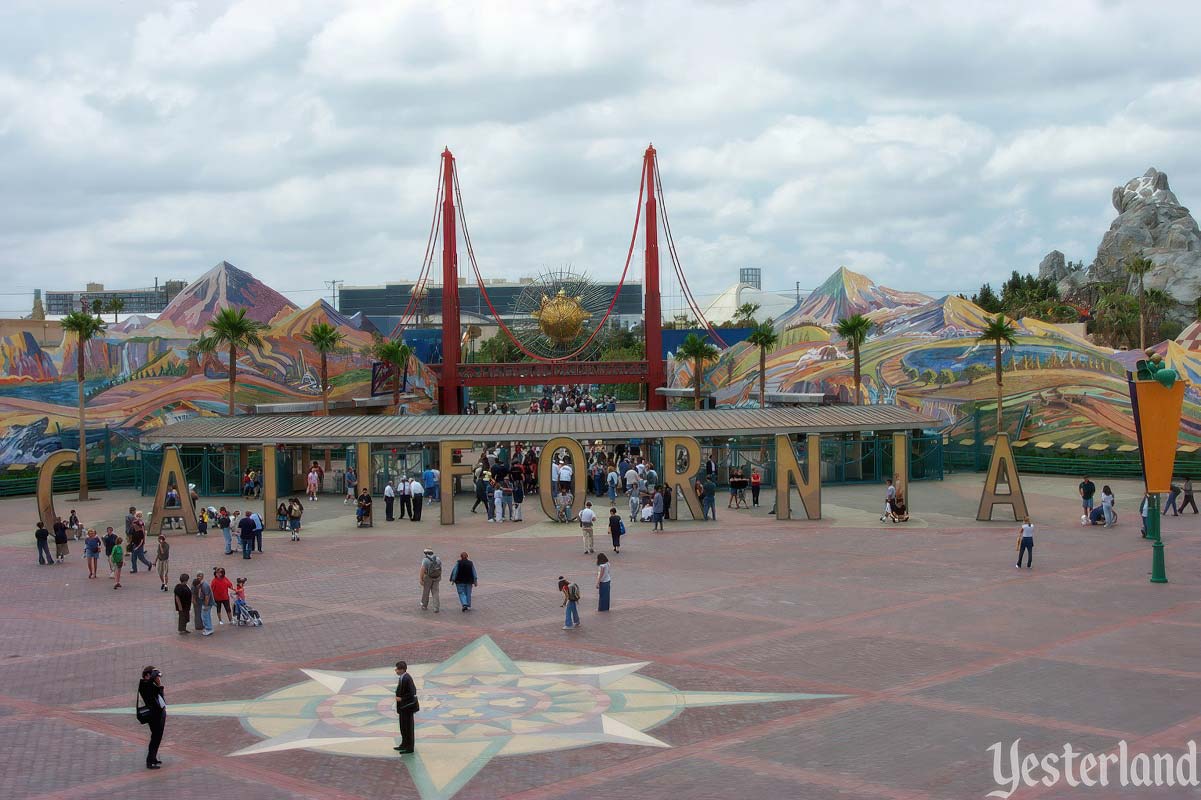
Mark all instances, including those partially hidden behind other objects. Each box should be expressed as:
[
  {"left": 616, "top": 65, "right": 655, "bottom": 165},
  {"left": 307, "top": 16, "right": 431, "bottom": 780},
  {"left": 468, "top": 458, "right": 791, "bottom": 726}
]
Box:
[
  {"left": 510, "top": 268, "right": 612, "bottom": 359},
  {"left": 90, "top": 636, "right": 840, "bottom": 800},
  {"left": 531, "top": 289, "right": 591, "bottom": 343}
]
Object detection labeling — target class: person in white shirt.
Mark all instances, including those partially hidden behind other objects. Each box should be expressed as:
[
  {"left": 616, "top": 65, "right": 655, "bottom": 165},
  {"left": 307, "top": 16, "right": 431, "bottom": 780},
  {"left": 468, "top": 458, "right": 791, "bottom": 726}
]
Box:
[
  {"left": 383, "top": 480, "right": 396, "bottom": 521},
  {"left": 578, "top": 502, "right": 597, "bottom": 554},
  {"left": 1016, "top": 516, "right": 1034, "bottom": 569},
  {"left": 493, "top": 482, "right": 505, "bottom": 523},
  {"left": 550, "top": 459, "right": 562, "bottom": 498},
  {"left": 398, "top": 477, "right": 412, "bottom": 521},
  {"left": 559, "top": 461, "right": 573, "bottom": 494},
  {"left": 409, "top": 479, "right": 424, "bottom": 521}
]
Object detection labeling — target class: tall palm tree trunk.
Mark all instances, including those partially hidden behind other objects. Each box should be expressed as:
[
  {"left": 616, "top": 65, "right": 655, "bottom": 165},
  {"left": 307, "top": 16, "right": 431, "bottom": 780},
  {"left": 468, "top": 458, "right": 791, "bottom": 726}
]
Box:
[
  {"left": 76, "top": 347, "right": 89, "bottom": 500},
  {"left": 228, "top": 344, "right": 237, "bottom": 415},
  {"left": 694, "top": 357, "right": 702, "bottom": 410},
  {"left": 393, "top": 374, "right": 400, "bottom": 414},
  {"left": 758, "top": 347, "right": 767, "bottom": 408},
  {"left": 853, "top": 350, "right": 862, "bottom": 405},
  {"left": 1138, "top": 276, "right": 1146, "bottom": 351},
  {"left": 320, "top": 352, "right": 329, "bottom": 416},
  {"left": 994, "top": 340, "right": 1003, "bottom": 433}
]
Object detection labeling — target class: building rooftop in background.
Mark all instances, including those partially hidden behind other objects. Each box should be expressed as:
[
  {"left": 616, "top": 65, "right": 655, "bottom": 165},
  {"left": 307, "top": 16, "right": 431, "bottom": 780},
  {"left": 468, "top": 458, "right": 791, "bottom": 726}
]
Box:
[
  {"left": 44, "top": 279, "right": 187, "bottom": 316},
  {"left": 701, "top": 282, "right": 798, "bottom": 326}
]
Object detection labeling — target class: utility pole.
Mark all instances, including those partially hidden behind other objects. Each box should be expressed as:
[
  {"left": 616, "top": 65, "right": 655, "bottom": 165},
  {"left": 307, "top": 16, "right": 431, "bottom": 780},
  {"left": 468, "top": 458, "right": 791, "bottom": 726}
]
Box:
[{"left": 325, "top": 280, "right": 344, "bottom": 311}]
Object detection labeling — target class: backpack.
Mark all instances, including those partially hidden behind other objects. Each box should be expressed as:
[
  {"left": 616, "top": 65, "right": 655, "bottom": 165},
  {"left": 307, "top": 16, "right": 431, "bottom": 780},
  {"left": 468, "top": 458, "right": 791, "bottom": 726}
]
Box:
[
  {"left": 618, "top": 519, "right": 626, "bottom": 536},
  {"left": 426, "top": 556, "right": 442, "bottom": 581},
  {"left": 567, "top": 583, "right": 581, "bottom": 602}
]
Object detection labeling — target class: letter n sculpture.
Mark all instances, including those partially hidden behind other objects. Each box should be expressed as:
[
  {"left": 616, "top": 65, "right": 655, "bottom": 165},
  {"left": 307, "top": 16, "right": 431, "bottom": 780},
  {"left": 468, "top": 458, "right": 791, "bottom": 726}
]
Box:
[
  {"left": 1128, "top": 352, "right": 1188, "bottom": 584},
  {"left": 976, "top": 432, "right": 1027, "bottom": 521}
]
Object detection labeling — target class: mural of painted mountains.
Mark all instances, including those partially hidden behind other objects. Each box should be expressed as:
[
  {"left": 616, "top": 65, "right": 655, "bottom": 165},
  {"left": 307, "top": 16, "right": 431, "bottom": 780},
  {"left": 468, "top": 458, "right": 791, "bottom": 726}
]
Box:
[
  {"left": 269, "top": 299, "right": 364, "bottom": 339},
  {"left": 779, "top": 266, "right": 931, "bottom": 327},
  {"left": 154, "top": 261, "right": 297, "bottom": 333},
  {"left": 0, "top": 332, "right": 58, "bottom": 381},
  {"left": 880, "top": 294, "right": 995, "bottom": 336}
]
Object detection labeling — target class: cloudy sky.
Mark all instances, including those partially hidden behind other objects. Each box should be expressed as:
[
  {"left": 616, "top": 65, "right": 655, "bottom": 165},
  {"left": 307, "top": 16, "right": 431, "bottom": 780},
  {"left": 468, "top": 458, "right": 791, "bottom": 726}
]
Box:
[{"left": 2, "top": 0, "right": 1201, "bottom": 316}]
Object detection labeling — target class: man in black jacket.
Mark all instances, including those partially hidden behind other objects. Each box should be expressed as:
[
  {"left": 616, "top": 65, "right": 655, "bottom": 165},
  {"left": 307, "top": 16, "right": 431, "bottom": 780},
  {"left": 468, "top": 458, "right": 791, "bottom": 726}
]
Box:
[
  {"left": 173, "top": 574, "right": 192, "bottom": 634},
  {"left": 394, "top": 660, "right": 419, "bottom": 754},
  {"left": 138, "top": 666, "right": 166, "bottom": 768}
]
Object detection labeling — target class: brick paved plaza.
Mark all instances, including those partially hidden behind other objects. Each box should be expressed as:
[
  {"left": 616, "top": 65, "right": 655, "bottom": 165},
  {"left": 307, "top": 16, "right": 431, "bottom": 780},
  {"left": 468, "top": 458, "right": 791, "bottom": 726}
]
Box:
[{"left": 3, "top": 474, "right": 1200, "bottom": 799}]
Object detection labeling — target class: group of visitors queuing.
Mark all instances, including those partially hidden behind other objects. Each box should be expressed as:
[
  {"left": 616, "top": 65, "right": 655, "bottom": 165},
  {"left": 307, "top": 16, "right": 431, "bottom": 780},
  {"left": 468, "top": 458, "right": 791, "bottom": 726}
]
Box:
[{"left": 527, "top": 385, "right": 618, "bottom": 414}]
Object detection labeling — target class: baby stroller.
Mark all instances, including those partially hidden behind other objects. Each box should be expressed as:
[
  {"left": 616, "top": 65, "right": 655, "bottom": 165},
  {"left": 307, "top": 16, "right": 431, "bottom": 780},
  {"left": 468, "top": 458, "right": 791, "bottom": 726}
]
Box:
[{"left": 233, "top": 599, "right": 263, "bottom": 627}]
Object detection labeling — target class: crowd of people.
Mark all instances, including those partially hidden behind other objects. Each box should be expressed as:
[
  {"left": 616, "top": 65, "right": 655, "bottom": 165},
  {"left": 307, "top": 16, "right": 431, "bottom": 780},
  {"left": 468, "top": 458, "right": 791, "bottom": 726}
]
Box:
[{"left": 460, "top": 385, "right": 621, "bottom": 415}]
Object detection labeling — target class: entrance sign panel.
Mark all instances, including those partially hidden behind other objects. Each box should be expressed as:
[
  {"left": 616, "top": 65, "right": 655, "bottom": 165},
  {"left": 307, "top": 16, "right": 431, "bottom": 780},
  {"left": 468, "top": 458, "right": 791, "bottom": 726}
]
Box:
[
  {"left": 976, "top": 433, "right": 1027, "bottom": 521},
  {"left": 662, "top": 436, "right": 703, "bottom": 520},
  {"left": 148, "top": 446, "right": 197, "bottom": 536},
  {"left": 36, "top": 449, "right": 78, "bottom": 532},
  {"left": 439, "top": 440, "right": 474, "bottom": 525},
  {"left": 775, "top": 434, "right": 821, "bottom": 521},
  {"left": 538, "top": 437, "right": 587, "bottom": 521}
]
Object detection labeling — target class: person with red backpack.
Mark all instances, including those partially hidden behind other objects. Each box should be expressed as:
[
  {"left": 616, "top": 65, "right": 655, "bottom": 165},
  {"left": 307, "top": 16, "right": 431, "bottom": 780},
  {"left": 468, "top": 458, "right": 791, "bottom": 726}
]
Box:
[{"left": 559, "top": 576, "right": 581, "bottom": 630}]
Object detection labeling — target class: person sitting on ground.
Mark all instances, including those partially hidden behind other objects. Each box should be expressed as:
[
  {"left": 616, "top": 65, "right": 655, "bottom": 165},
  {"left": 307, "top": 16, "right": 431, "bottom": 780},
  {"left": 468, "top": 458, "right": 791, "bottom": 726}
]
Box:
[
  {"left": 888, "top": 492, "right": 909, "bottom": 523},
  {"left": 356, "top": 488, "right": 372, "bottom": 526}
]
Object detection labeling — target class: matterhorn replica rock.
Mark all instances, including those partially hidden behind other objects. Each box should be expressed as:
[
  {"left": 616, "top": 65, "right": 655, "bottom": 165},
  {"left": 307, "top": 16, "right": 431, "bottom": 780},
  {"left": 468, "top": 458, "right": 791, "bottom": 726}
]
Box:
[{"left": 1087, "top": 168, "right": 1201, "bottom": 315}]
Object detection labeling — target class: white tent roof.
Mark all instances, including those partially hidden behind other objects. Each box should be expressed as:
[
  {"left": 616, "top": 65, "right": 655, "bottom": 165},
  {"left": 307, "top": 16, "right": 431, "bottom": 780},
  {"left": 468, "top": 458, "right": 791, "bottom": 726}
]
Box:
[{"left": 701, "top": 283, "right": 797, "bottom": 326}]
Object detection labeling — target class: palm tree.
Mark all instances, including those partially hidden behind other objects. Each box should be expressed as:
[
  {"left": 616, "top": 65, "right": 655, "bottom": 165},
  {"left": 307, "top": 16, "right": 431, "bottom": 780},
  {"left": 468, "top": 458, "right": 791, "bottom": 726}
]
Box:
[
  {"left": 1124, "top": 254, "right": 1155, "bottom": 350},
  {"left": 977, "top": 314, "right": 1018, "bottom": 433},
  {"left": 106, "top": 297, "right": 125, "bottom": 323},
  {"left": 206, "top": 307, "right": 268, "bottom": 415},
  {"left": 677, "top": 333, "right": 719, "bottom": 410},
  {"left": 302, "top": 322, "right": 345, "bottom": 416},
  {"left": 372, "top": 340, "right": 412, "bottom": 413},
  {"left": 186, "top": 333, "right": 217, "bottom": 377},
  {"left": 834, "top": 314, "right": 874, "bottom": 405},
  {"left": 746, "top": 320, "right": 779, "bottom": 408},
  {"left": 60, "top": 310, "right": 107, "bottom": 500}
]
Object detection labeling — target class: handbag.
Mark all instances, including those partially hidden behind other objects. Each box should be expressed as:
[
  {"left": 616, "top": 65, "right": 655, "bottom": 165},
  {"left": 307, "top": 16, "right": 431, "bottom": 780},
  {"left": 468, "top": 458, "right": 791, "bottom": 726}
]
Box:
[{"left": 135, "top": 690, "right": 154, "bottom": 725}]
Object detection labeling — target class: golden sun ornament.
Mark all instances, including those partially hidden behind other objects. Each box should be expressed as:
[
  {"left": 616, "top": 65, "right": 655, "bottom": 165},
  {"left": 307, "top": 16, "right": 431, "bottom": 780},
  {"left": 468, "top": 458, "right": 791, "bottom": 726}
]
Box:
[{"left": 530, "top": 289, "right": 591, "bottom": 344}]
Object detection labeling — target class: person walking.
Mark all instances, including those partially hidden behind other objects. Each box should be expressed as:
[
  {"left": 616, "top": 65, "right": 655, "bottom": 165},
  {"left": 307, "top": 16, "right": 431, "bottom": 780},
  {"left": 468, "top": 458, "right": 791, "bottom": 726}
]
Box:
[
  {"left": 559, "top": 576, "right": 581, "bottom": 630},
  {"left": 1140, "top": 493, "right": 1150, "bottom": 538},
  {"left": 384, "top": 480, "right": 396, "bottom": 521},
  {"left": 196, "top": 571, "right": 214, "bottom": 636},
  {"left": 306, "top": 467, "right": 319, "bottom": 502},
  {"left": 578, "top": 501, "right": 597, "bottom": 554},
  {"left": 110, "top": 536, "right": 125, "bottom": 589},
  {"left": 419, "top": 548, "right": 442, "bottom": 612},
  {"left": 472, "top": 474, "right": 488, "bottom": 515},
  {"left": 607, "top": 507, "right": 623, "bottom": 553},
  {"left": 596, "top": 553, "right": 612, "bottom": 611},
  {"left": 52, "top": 517, "right": 69, "bottom": 564},
  {"left": 1182, "top": 477, "right": 1198, "bottom": 514},
  {"left": 190, "top": 574, "right": 204, "bottom": 633},
  {"left": 288, "top": 498, "right": 304, "bottom": 540},
  {"left": 82, "top": 528, "right": 100, "bottom": 577},
  {"left": 344, "top": 466, "right": 357, "bottom": 504},
  {"left": 211, "top": 567, "right": 233, "bottom": 625},
  {"left": 128, "top": 514, "right": 152, "bottom": 572},
  {"left": 1100, "top": 485, "right": 1116, "bottom": 528},
  {"left": 509, "top": 475, "right": 522, "bottom": 521},
  {"left": 35, "top": 522, "right": 53, "bottom": 566},
  {"left": 410, "top": 478, "right": 424, "bottom": 521},
  {"left": 217, "top": 507, "right": 233, "bottom": 554},
  {"left": 701, "top": 477, "right": 717, "bottom": 521},
  {"left": 138, "top": 666, "right": 166, "bottom": 769},
  {"left": 450, "top": 552, "right": 478, "bottom": 612},
  {"left": 1163, "top": 479, "right": 1182, "bottom": 516},
  {"left": 237, "top": 511, "right": 256, "bottom": 559},
  {"left": 174, "top": 574, "right": 192, "bottom": 634},
  {"left": 1078, "top": 476, "right": 1096, "bottom": 518},
  {"left": 881, "top": 478, "right": 896, "bottom": 522},
  {"left": 393, "top": 660, "right": 419, "bottom": 754},
  {"left": 154, "top": 535, "right": 170, "bottom": 592},
  {"left": 101, "top": 526, "right": 118, "bottom": 577},
  {"left": 1015, "top": 516, "right": 1034, "bottom": 569}
]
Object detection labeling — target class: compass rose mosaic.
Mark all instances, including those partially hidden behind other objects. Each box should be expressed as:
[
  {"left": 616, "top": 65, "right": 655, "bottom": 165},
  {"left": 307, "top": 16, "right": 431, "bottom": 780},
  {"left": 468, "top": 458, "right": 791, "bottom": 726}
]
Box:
[{"left": 93, "top": 636, "right": 840, "bottom": 799}]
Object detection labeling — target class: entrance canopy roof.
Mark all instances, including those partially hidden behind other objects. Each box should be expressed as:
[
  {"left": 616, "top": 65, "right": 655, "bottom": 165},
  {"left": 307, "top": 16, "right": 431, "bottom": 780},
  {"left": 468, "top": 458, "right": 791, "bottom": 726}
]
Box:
[{"left": 142, "top": 406, "right": 936, "bottom": 446}]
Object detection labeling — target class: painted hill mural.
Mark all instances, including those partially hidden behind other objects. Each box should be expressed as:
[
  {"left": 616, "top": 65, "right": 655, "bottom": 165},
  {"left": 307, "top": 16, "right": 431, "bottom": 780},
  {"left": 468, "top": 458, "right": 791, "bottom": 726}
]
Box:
[
  {"left": 668, "top": 266, "right": 1201, "bottom": 448},
  {"left": 0, "top": 261, "right": 435, "bottom": 466}
]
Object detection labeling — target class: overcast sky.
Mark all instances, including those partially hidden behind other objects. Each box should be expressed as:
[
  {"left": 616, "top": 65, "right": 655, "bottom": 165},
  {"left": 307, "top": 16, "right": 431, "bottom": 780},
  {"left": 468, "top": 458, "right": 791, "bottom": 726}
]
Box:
[{"left": 2, "top": 0, "right": 1201, "bottom": 316}]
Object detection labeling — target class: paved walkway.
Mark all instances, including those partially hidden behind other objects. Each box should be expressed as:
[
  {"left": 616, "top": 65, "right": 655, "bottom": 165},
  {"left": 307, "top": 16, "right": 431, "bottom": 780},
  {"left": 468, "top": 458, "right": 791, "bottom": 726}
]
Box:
[{"left": 2, "top": 474, "right": 1199, "bottom": 799}]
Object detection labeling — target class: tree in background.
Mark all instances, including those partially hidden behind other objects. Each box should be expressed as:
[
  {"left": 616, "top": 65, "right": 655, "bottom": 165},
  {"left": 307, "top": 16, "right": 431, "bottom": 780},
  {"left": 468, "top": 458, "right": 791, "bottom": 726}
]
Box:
[
  {"left": 105, "top": 297, "right": 125, "bottom": 323},
  {"left": 746, "top": 320, "right": 779, "bottom": 408},
  {"left": 971, "top": 284, "right": 1002, "bottom": 314},
  {"left": 677, "top": 333, "right": 719, "bottom": 410},
  {"left": 977, "top": 314, "right": 1018, "bottom": 433},
  {"left": 60, "top": 310, "right": 107, "bottom": 500},
  {"left": 372, "top": 340, "right": 412, "bottom": 413},
  {"left": 206, "top": 307, "right": 268, "bottom": 415},
  {"left": 302, "top": 322, "right": 345, "bottom": 416},
  {"left": 919, "top": 368, "right": 937, "bottom": 385},
  {"left": 1123, "top": 254, "right": 1155, "bottom": 351},
  {"left": 834, "top": 314, "right": 874, "bottom": 405}
]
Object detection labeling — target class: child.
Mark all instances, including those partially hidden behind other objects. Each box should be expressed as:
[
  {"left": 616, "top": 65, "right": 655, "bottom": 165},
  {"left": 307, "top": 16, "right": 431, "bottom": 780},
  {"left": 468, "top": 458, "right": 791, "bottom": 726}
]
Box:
[
  {"left": 197, "top": 508, "right": 209, "bottom": 537},
  {"left": 234, "top": 577, "right": 248, "bottom": 615},
  {"left": 102, "top": 526, "right": 119, "bottom": 577},
  {"left": 277, "top": 502, "right": 289, "bottom": 532},
  {"left": 110, "top": 536, "right": 125, "bottom": 589},
  {"left": 559, "top": 576, "right": 580, "bottom": 630},
  {"left": 68, "top": 509, "right": 81, "bottom": 539}
]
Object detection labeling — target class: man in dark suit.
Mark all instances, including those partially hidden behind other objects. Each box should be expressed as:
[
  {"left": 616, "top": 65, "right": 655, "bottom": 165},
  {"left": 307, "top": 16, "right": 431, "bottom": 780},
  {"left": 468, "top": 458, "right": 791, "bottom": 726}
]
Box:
[
  {"left": 138, "top": 666, "right": 166, "bottom": 768},
  {"left": 394, "top": 660, "right": 419, "bottom": 754}
]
